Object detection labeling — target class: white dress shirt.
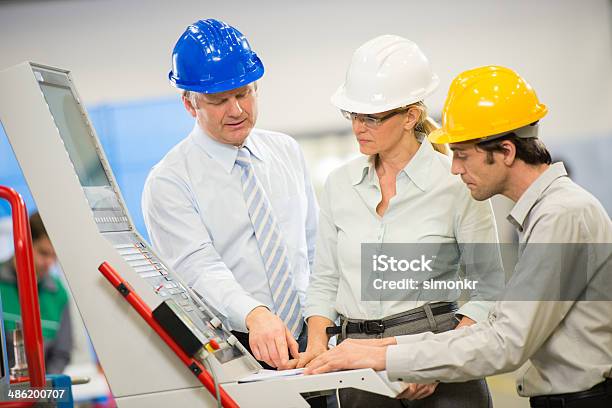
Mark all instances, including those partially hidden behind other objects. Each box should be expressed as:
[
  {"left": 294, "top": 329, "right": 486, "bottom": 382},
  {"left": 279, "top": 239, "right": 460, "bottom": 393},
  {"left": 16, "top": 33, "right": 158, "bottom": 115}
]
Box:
[
  {"left": 386, "top": 163, "right": 612, "bottom": 396},
  {"left": 305, "top": 136, "right": 501, "bottom": 324},
  {"left": 142, "top": 124, "right": 318, "bottom": 332}
]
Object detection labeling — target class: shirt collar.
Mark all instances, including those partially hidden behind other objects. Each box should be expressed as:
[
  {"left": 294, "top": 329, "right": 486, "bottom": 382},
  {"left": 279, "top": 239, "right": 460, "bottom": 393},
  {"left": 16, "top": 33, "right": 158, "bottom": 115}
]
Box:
[
  {"left": 350, "top": 156, "right": 372, "bottom": 186},
  {"left": 507, "top": 162, "right": 568, "bottom": 231},
  {"left": 401, "top": 134, "right": 435, "bottom": 192},
  {"left": 243, "top": 133, "right": 266, "bottom": 163},
  {"left": 190, "top": 123, "right": 264, "bottom": 173},
  {"left": 349, "top": 133, "right": 435, "bottom": 192}
]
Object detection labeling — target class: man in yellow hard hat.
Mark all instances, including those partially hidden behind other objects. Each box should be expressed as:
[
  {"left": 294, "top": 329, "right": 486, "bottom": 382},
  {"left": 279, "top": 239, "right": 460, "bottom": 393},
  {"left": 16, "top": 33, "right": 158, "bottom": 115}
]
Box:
[{"left": 304, "top": 66, "right": 612, "bottom": 408}]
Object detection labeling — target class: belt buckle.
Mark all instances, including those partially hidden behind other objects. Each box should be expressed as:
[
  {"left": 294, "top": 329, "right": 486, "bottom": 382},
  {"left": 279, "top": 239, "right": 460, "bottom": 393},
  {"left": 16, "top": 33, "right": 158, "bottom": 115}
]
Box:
[{"left": 363, "top": 320, "right": 384, "bottom": 334}]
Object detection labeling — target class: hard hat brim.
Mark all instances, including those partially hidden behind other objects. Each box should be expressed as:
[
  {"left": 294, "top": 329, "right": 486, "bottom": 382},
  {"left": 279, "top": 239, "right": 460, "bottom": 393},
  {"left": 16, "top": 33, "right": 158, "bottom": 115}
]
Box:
[
  {"left": 330, "top": 75, "right": 439, "bottom": 114},
  {"left": 169, "top": 64, "right": 264, "bottom": 94},
  {"left": 428, "top": 128, "right": 453, "bottom": 144},
  {"left": 428, "top": 104, "right": 548, "bottom": 145}
]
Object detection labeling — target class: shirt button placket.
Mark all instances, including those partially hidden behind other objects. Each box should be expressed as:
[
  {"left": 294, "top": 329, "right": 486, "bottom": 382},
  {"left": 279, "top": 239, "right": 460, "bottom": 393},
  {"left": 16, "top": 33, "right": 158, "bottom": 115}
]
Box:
[{"left": 377, "top": 223, "right": 385, "bottom": 315}]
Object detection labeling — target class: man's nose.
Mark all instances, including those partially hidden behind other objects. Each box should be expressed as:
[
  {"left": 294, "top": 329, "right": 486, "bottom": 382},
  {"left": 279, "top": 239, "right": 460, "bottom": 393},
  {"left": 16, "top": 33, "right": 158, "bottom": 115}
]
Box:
[
  {"left": 451, "top": 158, "right": 464, "bottom": 175},
  {"left": 227, "top": 98, "right": 243, "bottom": 117}
]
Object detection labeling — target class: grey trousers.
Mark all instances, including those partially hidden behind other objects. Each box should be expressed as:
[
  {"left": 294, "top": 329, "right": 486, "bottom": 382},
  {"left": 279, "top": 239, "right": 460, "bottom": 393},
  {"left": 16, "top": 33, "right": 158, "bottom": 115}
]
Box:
[{"left": 337, "top": 304, "right": 493, "bottom": 408}]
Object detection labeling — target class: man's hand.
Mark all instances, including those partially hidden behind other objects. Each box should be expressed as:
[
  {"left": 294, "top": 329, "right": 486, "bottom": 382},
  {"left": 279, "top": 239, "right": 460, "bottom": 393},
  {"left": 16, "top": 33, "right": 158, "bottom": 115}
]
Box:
[
  {"left": 341, "top": 337, "right": 397, "bottom": 347},
  {"left": 304, "top": 338, "right": 391, "bottom": 374},
  {"left": 396, "top": 382, "right": 439, "bottom": 400},
  {"left": 245, "top": 306, "right": 299, "bottom": 368}
]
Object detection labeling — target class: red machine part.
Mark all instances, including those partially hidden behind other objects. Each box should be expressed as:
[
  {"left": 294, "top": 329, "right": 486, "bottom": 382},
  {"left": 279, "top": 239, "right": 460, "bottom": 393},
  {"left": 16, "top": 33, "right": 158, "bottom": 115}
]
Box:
[
  {"left": 0, "top": 186, "right": 47, "bottom": 407},
  {"left": 98, "top": 262, "right": 239, "bottom": 408}
]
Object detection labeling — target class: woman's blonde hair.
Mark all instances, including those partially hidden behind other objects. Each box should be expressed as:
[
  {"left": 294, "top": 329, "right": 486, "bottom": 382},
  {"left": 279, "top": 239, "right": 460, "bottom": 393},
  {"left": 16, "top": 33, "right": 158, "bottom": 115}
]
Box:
[
  {"left": 411, "top": 101, "right": 448, "bottom": 155},
  {"left": 370, "top": 102, "right": 448, "bottom": 167}
]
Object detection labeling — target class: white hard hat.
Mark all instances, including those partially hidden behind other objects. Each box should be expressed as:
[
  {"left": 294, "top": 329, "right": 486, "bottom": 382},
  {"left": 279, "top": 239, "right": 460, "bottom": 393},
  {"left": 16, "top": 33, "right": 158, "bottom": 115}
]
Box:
[{"left": 331, "top": 35, "right": 439, "bottom": 114}]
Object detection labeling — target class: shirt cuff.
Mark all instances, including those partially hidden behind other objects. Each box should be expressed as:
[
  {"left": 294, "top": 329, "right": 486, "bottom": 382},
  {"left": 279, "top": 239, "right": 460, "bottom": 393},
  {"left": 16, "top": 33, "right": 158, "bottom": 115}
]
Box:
[
  {"left": 386, "top": 344, "right": 412, "bottom": 382},
  {"left": 304, "top": 305, "right": 338, "bottom": 323},
  {"left": 230, "top": 296, "right": 267, "bottom": 333},
  {"left": 457, "top": 301, "right": 494, "bottom": 323}
]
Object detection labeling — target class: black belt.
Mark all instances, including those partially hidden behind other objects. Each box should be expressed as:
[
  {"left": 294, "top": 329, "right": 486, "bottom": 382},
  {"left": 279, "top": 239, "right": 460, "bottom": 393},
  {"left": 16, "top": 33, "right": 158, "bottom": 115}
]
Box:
[
  {"left": 529, "top": 378, "right": 612, "bottom": 408},
  {"left": 326, "top": 302, "right": 458, "bottom": 336}
]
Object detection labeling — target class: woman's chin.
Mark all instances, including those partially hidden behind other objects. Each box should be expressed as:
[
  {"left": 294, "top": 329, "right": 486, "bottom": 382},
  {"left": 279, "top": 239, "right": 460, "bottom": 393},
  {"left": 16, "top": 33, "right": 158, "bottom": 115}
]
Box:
[{"left": 358, "top": 145, "right": 377, "bottom": 155}]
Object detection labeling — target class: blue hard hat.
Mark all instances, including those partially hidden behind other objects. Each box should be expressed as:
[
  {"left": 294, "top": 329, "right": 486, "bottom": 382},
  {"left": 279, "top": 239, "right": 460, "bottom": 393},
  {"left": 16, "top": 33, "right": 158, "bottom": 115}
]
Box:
[{"left": 169, "top": 19, "right": 264, "bottom": 94}]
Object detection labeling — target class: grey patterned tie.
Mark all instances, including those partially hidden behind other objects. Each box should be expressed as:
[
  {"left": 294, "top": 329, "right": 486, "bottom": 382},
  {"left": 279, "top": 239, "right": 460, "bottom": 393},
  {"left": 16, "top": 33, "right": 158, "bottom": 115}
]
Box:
[{"left": 235, "top": 147, "right": 303, "bottom": 338}]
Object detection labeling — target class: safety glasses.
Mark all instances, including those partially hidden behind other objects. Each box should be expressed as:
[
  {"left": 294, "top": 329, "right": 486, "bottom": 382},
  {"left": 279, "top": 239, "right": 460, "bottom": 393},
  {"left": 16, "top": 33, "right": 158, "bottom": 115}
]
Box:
[{"left": 340, "top": 106, "right": 409, "bottom": 128}]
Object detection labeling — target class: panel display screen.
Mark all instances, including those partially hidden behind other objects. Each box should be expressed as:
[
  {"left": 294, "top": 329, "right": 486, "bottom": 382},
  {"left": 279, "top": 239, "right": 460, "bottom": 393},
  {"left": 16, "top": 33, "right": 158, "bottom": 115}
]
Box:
[{"left": 39, "top": 80, "right": 120, "bottom": 211}]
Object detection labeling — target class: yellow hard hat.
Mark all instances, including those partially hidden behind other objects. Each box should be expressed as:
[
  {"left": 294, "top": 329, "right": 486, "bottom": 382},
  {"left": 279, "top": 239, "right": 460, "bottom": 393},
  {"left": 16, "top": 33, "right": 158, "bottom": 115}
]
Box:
[{"left": 429, "top": 66, "right": 548, "bottom": 144}]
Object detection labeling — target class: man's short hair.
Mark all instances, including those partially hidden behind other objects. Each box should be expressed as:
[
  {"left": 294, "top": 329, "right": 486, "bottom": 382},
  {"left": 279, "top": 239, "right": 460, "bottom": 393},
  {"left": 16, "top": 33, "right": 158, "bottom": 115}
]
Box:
[
  {"left": 477, "top": 133, "right": 552, "bottom": 166},
  {"left": 29, "top": 212, "right": 49, "bottom": 242},
  {"left": 182, "top": 82, "right": 258, "bottom": 105}
]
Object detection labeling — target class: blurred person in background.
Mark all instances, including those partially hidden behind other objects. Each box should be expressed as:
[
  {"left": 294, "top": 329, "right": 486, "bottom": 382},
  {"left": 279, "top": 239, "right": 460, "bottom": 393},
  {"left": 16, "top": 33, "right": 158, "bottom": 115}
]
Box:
[
  {"left": 0, "top": 211, "right": 72, "bottom": 373},
  {"left": 296, "top": 35, "right": 502, "bottom": 407}
]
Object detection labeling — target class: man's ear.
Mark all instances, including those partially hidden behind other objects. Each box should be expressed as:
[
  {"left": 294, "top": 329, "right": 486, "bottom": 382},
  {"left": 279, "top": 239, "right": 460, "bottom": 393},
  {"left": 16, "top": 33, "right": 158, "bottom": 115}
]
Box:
[
  {"left": 500, "top": 140, "right": 517, "bottom": 166},
  {"left": 182, "top": 96, "right": 197, "bottom": 118}
]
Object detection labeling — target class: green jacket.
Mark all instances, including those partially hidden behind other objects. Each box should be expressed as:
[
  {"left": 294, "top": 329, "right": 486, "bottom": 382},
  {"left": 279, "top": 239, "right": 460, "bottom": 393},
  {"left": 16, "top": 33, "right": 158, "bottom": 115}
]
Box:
[{"left": 0, "top": 259, "right": 72, "bottom": 373}]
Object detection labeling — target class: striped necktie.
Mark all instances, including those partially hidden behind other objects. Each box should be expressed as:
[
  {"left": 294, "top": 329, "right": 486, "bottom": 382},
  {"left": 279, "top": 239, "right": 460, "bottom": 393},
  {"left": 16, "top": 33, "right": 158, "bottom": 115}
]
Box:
[{"left": 235, "top": 147, "right": 303, "bottom": 338}]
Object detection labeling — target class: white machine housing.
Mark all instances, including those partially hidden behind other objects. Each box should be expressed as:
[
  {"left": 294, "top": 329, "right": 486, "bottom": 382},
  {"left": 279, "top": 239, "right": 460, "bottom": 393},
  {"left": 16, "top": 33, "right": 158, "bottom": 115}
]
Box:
[{"left": 0, "top": 62, "right": 404, "bottom": 407}]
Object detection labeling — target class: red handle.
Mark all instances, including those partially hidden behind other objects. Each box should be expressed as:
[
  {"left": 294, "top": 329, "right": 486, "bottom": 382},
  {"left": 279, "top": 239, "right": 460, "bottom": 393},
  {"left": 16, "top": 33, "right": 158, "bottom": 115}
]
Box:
[
  {"left": 0, "top": 186, "right": 46, "bottom": 407},
  {"left": 98, "top": 262, "right": 239, "bottom": 408},
  {"left": 0, "top": 187, "right": 46, "bottom": 386}
]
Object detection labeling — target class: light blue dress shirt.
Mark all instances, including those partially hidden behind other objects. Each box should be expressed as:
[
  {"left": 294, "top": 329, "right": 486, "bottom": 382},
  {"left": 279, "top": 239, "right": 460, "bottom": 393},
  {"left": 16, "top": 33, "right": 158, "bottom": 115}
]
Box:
[
  {"left": 305, "top": 136, "right": 502, "bottom": 323},
  {"left": 142, "top": 124, "right": 318, "bottom": 332}
]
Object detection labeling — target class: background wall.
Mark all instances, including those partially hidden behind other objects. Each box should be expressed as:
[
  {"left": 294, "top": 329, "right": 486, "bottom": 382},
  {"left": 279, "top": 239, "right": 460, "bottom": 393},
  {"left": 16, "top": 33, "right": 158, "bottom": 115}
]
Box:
[
  {"left": 2, "top": 0, "right": 612, "bottom": 137},
  {"left": 1, "top": 1, "right": 611, "bottom": 406},
  {"left": 1, "top": 0, "right": 611, "bottom": 217}
]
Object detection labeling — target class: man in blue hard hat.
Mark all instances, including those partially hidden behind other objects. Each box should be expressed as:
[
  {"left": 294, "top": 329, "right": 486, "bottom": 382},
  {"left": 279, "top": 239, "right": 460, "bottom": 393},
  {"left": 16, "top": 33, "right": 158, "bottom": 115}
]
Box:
[{"left": 142, "top": 19, "right": 318, "bottom": 371}]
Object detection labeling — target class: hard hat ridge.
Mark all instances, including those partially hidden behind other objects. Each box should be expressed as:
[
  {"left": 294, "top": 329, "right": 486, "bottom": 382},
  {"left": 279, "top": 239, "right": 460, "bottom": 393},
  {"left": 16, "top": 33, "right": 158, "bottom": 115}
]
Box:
[
  {"left": 429, "top": 65, "right": 548, "bottom": 144},
  {"left": 331, "top": 34, "right": 439, "bottom": 114},
  {"left": 169, "top": 19, "right": 264, "bottom": 94}
]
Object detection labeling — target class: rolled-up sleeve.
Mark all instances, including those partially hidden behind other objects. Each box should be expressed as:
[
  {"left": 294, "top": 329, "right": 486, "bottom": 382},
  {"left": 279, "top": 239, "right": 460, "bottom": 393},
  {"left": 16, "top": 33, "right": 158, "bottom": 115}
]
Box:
[
  {"left": 142, "top": 172, "right": 264, "bottom": 332},
  {"left": 305, "top": 179, "right": 339, "bottom": 322}
]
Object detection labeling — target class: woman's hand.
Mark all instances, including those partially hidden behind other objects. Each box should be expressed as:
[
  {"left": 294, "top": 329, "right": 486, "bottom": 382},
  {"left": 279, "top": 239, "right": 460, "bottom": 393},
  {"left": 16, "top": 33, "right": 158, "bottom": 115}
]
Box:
[
  {"left": 455, "top": 315, "right": 476, "bottom": 329},
  {"left": 396, "top": 382, "right": 439, "bottom": 400},
  {"left": 281, "top": 315, "right": 333, "bottom": 370},
  {"left": 283, "top": 342, "right": 328, "bottom": 369}
]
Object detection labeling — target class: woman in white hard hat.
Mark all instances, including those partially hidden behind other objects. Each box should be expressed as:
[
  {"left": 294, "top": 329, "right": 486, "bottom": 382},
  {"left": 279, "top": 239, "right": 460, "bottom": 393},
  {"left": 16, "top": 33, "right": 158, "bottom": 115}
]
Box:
[{"left": 297, "top": 36, "right": 502, "bottom": 407}]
